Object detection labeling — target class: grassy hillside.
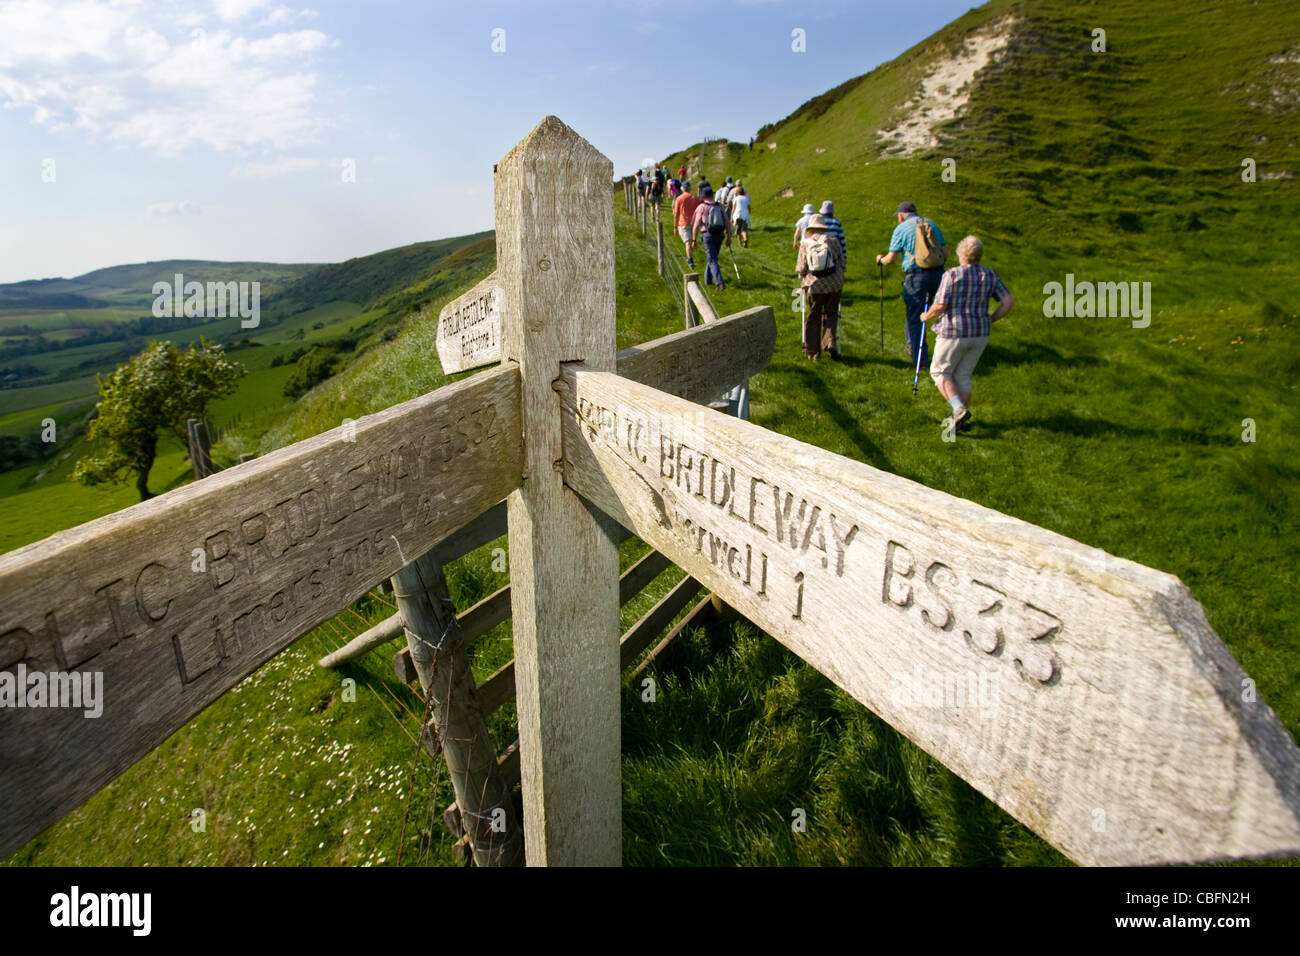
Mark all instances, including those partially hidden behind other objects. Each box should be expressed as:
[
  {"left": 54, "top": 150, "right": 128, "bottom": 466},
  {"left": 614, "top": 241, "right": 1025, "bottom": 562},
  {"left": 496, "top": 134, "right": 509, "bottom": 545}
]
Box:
[
  {"left": 5, "top": 0, "right": 1299, "bottom": 867},
  {"left": 0, "top": 260, "right": 317, "bottom": 308}
]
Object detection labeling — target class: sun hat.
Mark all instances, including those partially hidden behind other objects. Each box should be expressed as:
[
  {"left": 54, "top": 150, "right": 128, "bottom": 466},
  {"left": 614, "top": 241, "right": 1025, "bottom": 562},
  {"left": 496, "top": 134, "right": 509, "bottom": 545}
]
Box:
[
  {"left": 804, "top": 214, "right": 829, "bottom": 231},
  {"left": 820, "top": 200, "right": 835, "bottom": 216},
  {"left": 801, "top": 203, "right": 815, "bottom": 215}
]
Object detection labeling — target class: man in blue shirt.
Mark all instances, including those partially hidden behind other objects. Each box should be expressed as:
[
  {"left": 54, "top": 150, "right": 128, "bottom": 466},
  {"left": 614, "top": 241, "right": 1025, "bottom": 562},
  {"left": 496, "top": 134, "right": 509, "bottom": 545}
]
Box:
[{"left": 876, "top": 201, "right": 947, "bottom": 371}]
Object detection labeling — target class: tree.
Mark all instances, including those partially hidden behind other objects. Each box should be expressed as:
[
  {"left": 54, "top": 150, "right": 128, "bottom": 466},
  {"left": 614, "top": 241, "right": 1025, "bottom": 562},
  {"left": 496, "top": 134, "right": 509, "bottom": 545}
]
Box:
[
  {"left": 283, "top": 346, "right": 338, "bottom": 399},
  {"left": 73, "top": 339, "right": 243, "bottom": 501}
]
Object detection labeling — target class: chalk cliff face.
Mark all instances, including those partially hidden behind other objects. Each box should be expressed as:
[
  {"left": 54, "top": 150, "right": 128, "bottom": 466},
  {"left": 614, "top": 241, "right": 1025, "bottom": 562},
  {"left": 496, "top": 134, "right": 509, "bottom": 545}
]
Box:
[{"left": 877, "top": 16, "right": 1019, "bottom": 158}]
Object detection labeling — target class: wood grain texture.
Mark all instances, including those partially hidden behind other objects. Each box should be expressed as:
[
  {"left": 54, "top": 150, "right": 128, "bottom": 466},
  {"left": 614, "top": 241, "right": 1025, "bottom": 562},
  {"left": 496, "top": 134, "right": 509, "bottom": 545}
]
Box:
[
  {"left": 393, "top": 550, "right": 521, "bottom": 866},
  {"left": 0, "top": 364, "right": 522, "bottom": 857},
  {"left": 682, "top": 273, "right": 698, "bottom": 329},
  {"left": 614, "top": 305, "right": 774, "bottom": 408},
  {"left": 457, "top": 585, "right": 513, "bottom": 647},
  {"left": 496, "top": 115, "right": 621, "bottom": 866},
  {"left": 436, "top": 271, "right": 502, "bottom": 374},
  {"left": 686, "top": 276, "right": 719, "bottom": 324},
  {"left": 317, "top": 501, "right": 510, "bottom": 669},
  {"left": 557, "top": 366, "right": 1300, "bottom": 866}
]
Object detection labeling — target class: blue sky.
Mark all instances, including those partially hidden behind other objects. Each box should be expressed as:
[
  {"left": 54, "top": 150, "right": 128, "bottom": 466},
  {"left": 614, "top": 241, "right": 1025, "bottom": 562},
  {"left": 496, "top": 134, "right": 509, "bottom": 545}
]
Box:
[{"left": 0, "top": 0, "right": 979, "bottom": 283}]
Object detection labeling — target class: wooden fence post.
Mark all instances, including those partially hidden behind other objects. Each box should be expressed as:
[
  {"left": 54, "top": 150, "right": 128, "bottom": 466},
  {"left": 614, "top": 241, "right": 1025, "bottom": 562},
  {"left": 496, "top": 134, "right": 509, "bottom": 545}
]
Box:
[
  {"left": 186, "top": 418, "right": 213, "bottom": 478},
  {"left": 683, "top": 272, "right": 698, "bottom": 329},
  {"left": 496, "top": 116, "right": 621, "bottom": 866},
  {"left": 391, "top": 552, "right": 523, "bottom": 866},
  {"left": 640, "top": 188, "right": 647, "bottom": 237},
  {"left": 656, "top": 219, "right": 664, "bottom": 277}
]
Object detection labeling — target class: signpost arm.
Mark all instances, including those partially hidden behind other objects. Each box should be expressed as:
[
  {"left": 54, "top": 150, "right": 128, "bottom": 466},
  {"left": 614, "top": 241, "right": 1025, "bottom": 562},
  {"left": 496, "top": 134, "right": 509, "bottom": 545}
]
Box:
[{"left": 496, "top": 116, "right": 621, "bottom": 866}]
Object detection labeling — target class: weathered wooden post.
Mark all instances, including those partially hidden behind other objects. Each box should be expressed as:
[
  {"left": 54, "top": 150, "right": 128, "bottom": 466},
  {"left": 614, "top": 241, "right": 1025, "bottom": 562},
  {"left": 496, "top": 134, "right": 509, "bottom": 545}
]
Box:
[
  {"left": 640, "top": 188, "right": 647, "bottom": 237},
  {"left": 496, "top": 116, "right": 621, "bottom": 865},
  {"left": 186, "top": 418, "right": 213, "bottom": 478},
  {"left": 656, "top": 218, "right": 664, "bottom": 277},
  {"left": 683, "top": 272, "right": 699, "bottom": 329},
  {"left": 391, "top": 552, "right": 523, "bottom": 866}
]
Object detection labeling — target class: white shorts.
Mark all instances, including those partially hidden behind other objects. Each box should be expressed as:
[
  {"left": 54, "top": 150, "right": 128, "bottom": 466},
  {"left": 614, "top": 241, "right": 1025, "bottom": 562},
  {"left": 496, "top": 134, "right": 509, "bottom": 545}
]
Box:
[{"left": 930, "top": 335, "right": 989, "bottom": 393}]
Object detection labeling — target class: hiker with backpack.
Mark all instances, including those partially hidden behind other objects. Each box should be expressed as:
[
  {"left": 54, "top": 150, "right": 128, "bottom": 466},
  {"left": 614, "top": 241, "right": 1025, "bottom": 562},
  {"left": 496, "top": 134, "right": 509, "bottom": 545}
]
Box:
[
  {"left": 731, "top": 187, "right": 751, "bottom": 248},
  {"left": 673, "top": 181, "right": 702, "bottom": 268},
  {"left": 875, "top": 201, "right": 947, "bottom": 370},
  {"left": 819, "top": 201, "right": 847, "bottom": 268},
  {"left": 717, "top": 177, "right": 734, "bottom": 209},
  {"left": 648, "top": 170, "right": 665, "bottom": 219},
  {"left": 921, "top": 235, "right": 1014, "bottom": 432},
  {"left": 792, "top": 203, "right": 815, "bottom": 249},
  {"left": 797, "top": 214, "right": 845, "bottom": 360},
  {"left": 691, "top": 185, "right": 732, "bottom": 291}
]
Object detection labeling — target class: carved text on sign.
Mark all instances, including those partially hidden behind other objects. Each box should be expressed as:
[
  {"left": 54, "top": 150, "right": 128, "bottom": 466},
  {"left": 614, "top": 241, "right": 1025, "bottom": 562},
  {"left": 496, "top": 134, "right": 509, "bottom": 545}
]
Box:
[{"left": 882, "top": 540, "right": 1063, "bottom": 685}]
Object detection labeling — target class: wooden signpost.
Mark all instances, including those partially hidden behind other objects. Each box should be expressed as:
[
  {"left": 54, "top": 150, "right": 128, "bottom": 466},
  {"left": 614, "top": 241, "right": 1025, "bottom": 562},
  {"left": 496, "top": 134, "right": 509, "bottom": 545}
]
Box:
[
  {"left": 435, "top": 271, "right": 503, "bottom": 373},
  {"left": 554, "top": 367, "right": 1300, "bottom": 866},
  {"left": 1, "top": 115, "right": 1297, "bottom": 868},
  {"left": 0, "top": 368, "right": 524, "bottom": 855}
]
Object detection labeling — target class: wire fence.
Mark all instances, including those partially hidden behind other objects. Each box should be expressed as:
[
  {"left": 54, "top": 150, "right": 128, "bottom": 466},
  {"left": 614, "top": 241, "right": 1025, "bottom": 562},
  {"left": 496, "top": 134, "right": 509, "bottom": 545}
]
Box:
[
  {"left": 303, "top": 587, "right": 453, "bottom": 867},
  {"left": 625, "top": 189, "right": 718, "bottom": 325}
]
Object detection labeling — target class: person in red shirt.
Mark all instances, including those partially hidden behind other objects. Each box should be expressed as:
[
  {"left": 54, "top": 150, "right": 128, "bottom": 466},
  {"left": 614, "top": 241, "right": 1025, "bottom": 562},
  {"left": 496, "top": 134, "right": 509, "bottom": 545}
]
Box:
[{"left": 672, "top": 182, "right": 702, "bottom": 268}]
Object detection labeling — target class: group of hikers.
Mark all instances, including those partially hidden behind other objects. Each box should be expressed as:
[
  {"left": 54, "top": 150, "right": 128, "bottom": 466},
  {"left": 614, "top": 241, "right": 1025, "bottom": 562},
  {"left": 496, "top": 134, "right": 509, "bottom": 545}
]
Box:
[
  {"left": 797, "top": 198, "right": 1015, "bottom": 432},
  {"left": 637, "top": 166, "right": 751, "bottom": 292},
  {"left": 634, "top": 167, "right": 1015, "bottom": 434}
]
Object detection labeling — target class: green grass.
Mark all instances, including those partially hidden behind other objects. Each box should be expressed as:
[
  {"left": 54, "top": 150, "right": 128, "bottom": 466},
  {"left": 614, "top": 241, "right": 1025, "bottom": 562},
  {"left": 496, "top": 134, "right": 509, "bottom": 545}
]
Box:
[{"left": 4, "top": 0, "right": 1299, "bottom": 867}]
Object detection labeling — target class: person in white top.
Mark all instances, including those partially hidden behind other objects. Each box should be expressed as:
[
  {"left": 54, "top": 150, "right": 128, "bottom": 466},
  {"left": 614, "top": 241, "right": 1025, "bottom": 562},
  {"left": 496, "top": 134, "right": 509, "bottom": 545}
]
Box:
[
  {"left": 730, "top": 188, "right": 751, "bottom": 247},
  {"left": 716, "top": 177, "right": 733, "bottom": 207}
]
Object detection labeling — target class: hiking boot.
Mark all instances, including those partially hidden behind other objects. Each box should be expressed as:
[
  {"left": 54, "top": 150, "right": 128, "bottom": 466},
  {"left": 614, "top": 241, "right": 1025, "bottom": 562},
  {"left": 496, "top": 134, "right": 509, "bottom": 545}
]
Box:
[
  {"left": 957, "top": 409, "right": 973, "bottom": 432},
  {"left": 952, "top": 404, "right": 970, "bottom": 429}
]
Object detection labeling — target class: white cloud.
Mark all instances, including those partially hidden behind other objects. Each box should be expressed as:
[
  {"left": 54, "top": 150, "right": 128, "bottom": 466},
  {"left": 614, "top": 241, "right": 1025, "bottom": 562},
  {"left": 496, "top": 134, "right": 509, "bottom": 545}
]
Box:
[
  {"left": 229, "top": 155, "right": 319, "bottom": 177},
  {"left": 146, "top": 200, "right": 202, "bottom": 217},
  {"left": 0, "top": 1, "right": 337, "bottom": 155},
  {"left": 214, "top": 0, "right": 271, "bottom": 21}
]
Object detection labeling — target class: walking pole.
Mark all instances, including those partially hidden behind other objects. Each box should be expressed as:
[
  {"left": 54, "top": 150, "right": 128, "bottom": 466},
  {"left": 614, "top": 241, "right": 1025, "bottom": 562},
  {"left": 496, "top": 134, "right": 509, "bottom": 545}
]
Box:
[
  {"left": 798, "top": 287, "right": 806, "bottom": 345},
  {"left": 878, "top": 262, "right": 885, "bottom": 353},
  {"left": 728, "top": 242, "right": 740, "bottom": 280},
  {"left": 911, "top": 320, "right": 927, "bottom": 396}
]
